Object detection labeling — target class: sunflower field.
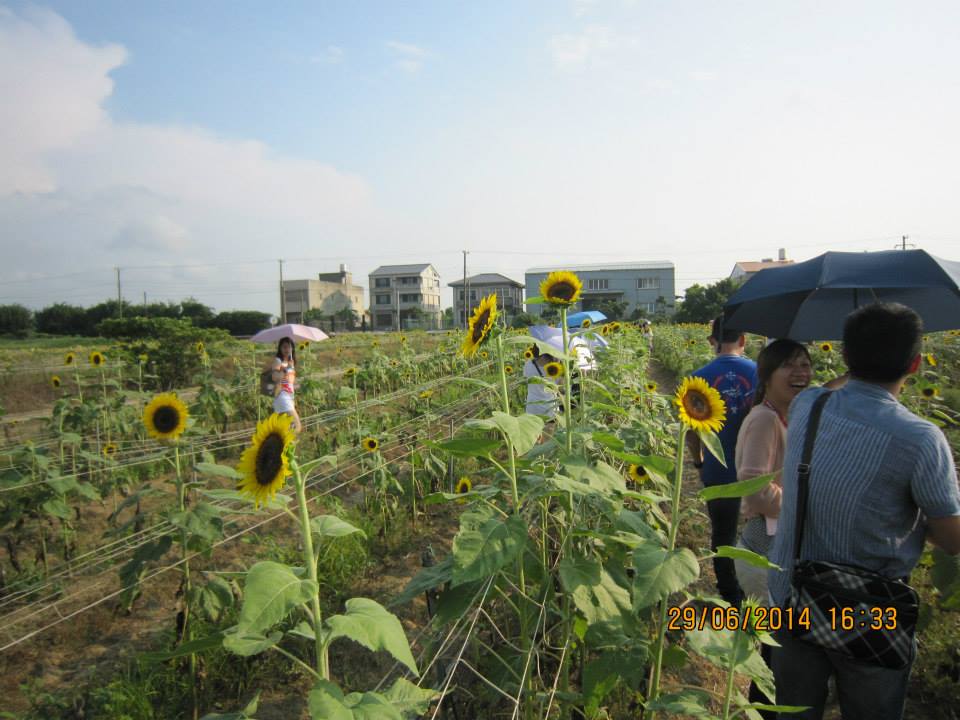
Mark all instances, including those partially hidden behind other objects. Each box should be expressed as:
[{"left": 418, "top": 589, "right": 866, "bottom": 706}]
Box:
[{"left": 0, "top": 286, "right": 957, "bottom": 719}]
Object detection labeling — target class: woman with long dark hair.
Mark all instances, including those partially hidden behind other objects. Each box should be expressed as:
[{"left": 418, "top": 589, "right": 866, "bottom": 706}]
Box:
[{"left": 271, "top": 337, "right": 302, "bottom": 432}]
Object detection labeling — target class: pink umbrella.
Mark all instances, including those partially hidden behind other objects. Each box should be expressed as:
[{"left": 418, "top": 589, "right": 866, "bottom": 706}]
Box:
[{"left": 249, "top": 324, "right": 330, "bottom": 344}]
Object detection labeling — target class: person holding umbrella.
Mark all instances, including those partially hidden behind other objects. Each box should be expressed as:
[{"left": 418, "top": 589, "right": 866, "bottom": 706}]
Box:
[{"left": 271, "top": 337, "right": 302, "bottom": 432}]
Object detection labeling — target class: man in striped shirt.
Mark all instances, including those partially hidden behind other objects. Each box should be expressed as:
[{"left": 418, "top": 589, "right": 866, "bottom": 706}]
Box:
[{"left": 768, "top": 303, "right": 960, "bottom": 720}]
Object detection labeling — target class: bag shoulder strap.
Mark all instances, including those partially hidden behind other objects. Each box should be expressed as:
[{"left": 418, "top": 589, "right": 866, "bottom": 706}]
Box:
[{"left": 792, "top": 390, "right": 833, "bottom": 566}]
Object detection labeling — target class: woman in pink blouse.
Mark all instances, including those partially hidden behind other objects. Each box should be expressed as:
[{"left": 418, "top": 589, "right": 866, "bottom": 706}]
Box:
[{"left": 734, "top": 339, "right": 813, "bottom": 599}]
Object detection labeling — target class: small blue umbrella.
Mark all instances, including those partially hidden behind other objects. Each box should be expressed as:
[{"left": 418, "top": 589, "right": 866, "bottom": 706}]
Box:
[
  {"left": 566, "top": 310, "right": 607, "bottom": 329},
  {"left": 723, "top": 249, "right": 960, "bottom": 340}
]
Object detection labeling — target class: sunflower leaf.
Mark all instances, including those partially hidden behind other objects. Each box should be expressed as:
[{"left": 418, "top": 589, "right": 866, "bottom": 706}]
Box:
[
  {"left": 464, "top": 412, "right": 544, "bottom": 456},
  {"left": 324, "top": 598, "right": 419, "bottom": 676},
  {"left": 222, "top": 629, "right": 282, "bottom": 657},
  {"left": 715, "top": 545, "right": 781, "bottom": 570},
  {"left": 195, "top": 462, "right": 243, "bottom": 480},
  {"left": 452, "top": 507, "right": 528, "bottom": 586},
  {"left": 632, "top": 545, "right": 700, "bottom": 610},
  {"left": 298, "top": 455, "right": 339, "bottom": 474},
  {"left": 236, "top": 561, "right": 318, "bottom": 635},
  {"left": 696, "top": 428, "right": 726, "bottom": 468},
  {"left": 431, "top": 436, "right": 502, "bottom": 457},
  {"left": 698, "top": 472, "right": 775, "bottom": 501},
  {"left": 310, "top": 515, "right": 366, "bottom": 540}
]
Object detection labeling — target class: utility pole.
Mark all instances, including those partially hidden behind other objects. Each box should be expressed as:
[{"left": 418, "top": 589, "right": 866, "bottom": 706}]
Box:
[
  {"left": 115, "top": 266, "right": 123, "bottom": 318},
  {"left": 278, "top": 259, "right": 285, "bottom": 324},
  {"left": 143, "top": 291, "right": 147, "bottom": 308},
  {"left": 395, "top": 286, "right": 400, "bottom": 332},
  {"left": 896, "top": 235, "right": 915, "bottom": 250},
  {"left": 462, "top": 250, "right": 469, "bottom": 328}
]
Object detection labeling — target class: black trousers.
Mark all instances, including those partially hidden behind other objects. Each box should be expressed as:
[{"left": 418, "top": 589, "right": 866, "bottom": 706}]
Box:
[{"left": 703, "top": 495, "right": 744, "bottom": 605}]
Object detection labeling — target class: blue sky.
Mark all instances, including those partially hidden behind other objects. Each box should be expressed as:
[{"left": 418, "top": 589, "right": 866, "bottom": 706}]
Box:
[{"left": 3, "top": 1, "right": 960, "bottom": 313}]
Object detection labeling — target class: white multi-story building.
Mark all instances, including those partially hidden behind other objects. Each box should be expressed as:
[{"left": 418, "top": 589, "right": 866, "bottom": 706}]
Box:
[
  {"left": 525, "top": 262, "right": 676, "bottom": 318},
  {"left": 369, "top": 264, "right": 442, "bottom": 330}
]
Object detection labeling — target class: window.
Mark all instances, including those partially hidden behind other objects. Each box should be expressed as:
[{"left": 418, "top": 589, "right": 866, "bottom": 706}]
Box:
[
  {"left": 284, "top": 291, "right": 302, "bottom": 303},
  {"left": 400, "top": 293, "right": 420, "bottom": 302},
  {"left": 470, "top": 290, "right": 477, "bottom": 300},
  {"left": 638, "top": 302, "right": 657, "bottom": 313},
  {"left": 374, "top": 278, "right": 390, "bottom": 288},
  {"left": 458, "top": 290, "right": 465, "bottom": 301},
  {"left": 375, "top": 294, "right": 391, "bottom": 305},
  {"left": 637, "top": 277, "right": 660, "bottom": 290},
  {"left": 588, "top": 278, "right": 609, "bottom": 290},
  {"left": 400, "top": 276, "right": 419, "bottom": 285}
]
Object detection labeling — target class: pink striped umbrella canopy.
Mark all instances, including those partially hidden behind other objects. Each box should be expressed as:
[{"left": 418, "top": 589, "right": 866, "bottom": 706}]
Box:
[{"left": 249, "top": 324, "right": 329, "bottom": 343}]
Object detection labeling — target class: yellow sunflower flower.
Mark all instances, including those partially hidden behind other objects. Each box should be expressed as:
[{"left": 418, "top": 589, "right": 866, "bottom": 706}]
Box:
[
  {"left": 820, "top": 342, "right": 833, "bottom": 353},
  {"left": 504, "top": 364, "right": 514, "bottom": 375},
  {"left": 687, "top": 339, "right": 697, "bottom": 347},
  {"left": 674, "top": 376, "right": 726, "bottom": 433},
  {"left": 237, "top": 413, "right": 296, "bottom": 508},
  {"left": 632, "top": 394, "right": 643, "bottom": 405},
  {"left": 50, "top": 375, "right": 62, "bottom": 389},
  {"left": 419, "top": 389, "right": 434, "bottom": 399},
  {"left": 362, "top": 437, "right": 379, "bottom": 452},
  {"left": 138, "top": 354, "right": 149, "bottom": 364},
  {"left": 921, "top": 386, "right": 940, "bottom": 399},
  {"left": 480, "top": 350, "right": 490, "bottom": 360},
  {"left": 523, "top": 347, "right": 535, "bottom": 360},
  {"left": 103, "top": 442, "right": 118, "bottom": 458},
  {"left": 89, "top": 351, "right": 105, "bottom": 367},
  {"left": 544, "top": 361, "right": 564, "bottom": 379},
  {"left": 400, "top": 335, "right": 407, "bottom": 344},
  {"left": 581, "top": 318, "right": 592, "bottom": 328},
  {"left": 627, "top": 464, "right": 649, "bottom": 485},
  {"left": 926, "top": 353, "right": 937, "bottom": 367},
  {"left": 143, "top": 392, "right": 189, "bottom": 442},
  {"left": 455, "top": 476, "right": 472, "bottom": 494},
  {"left": 298, "top": 341, "right": 308, "bottom": 351},
  {"left": 195, "top": 341, "right": 206, "bottom": 354},
  {"left": 540, "top": 271, "right": 582, "bottom": 306},
  {"left": 645, "top": 381, "right": 658, "bottom": 393},
  {"left": 390, "top": 359, "right": 400, "bottom": 368},
  {"left": 461, "top": 294, "right": 498, "bottom": 358},
  {"left": 344, "top": 367, "right": 357, "bottom": 377},
  {"left": 64, "top": 352, "right": 76, "bottom": 366}
]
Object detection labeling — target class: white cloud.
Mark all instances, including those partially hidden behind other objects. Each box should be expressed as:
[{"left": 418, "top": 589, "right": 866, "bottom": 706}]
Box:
[
  {"left": 0, "top": 6, "right": 373, "bottom": 310},
  {"left": 311, "top": 44, "right": 343, "bottom": 64},
  {"left": 386, "top": 40, "right": 428, "bottom": 73},
  {"left": 549, "top": 25, "right": 623, "bottom": 70}
]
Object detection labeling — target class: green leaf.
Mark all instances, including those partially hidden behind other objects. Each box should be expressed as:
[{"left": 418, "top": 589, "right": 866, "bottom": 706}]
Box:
[
  {"left": 308, "top": 680, "right": 409, "bottom": 720},
  {"left": 451, "top": 508, "right": 528, "bottom": 587},
  {"left": 143, "top": 632, "right": 225, "bottom": 662},
  {"left": 169, "top": 502, "right": 224, "bottom": 544},
  {"left": 200, "top": 691, "right": 261, "bottom": 719},
  {"left": 583, "top": 647, "right": 649, "bottom": 717},
  {"left": 632, "top": 545, "right": 700, "bottom": 610},
  {"left": 298, "top": 454, "right": 338, "bottom": 474},
  {"left": 645, "top": 689, "right": 716, "bottom": 717},
  {"left": 195, "top": 462, "right": 242, "bottom": 480},
  {"left": 393, "top": 556, "right": 453, "bottom": 607},
  {"left": 45, "top": 475, "right": 78, "bottom": 494},
  {"left": 588, "top": 401, "right": 630, "bottom": 417},
  {"left": 699, "top": 472, "right": 775, "bottom": 501},
  {"left": 381, "top": 677, "right": 440, "bottom": 716},
  {"left": 41, "top": 498, "right": 72, "bottom": 520},
  {"left": 564, "top": 459, "right": 626, "bottom": 495},
  {"left": 75, "top": 482, "right": 100, "bottom": 501},
  {"left": 558, "top": 556, "right": 632, "bottom": 625},
  {"left": 431, "top": 436, "right": 501, "bottom": 457},
  {"left": 592, "top": 431, "right": 625, "bottom": 451},
  {"left": 325, "top": 598, "right": 419, "bottom": 676},
  {"left": 194, "top": 575, "right": 234, "bottom": 623},
  {"left": 465, "top": 411, "right": 544, "bottom": 456},
  {"left": 223, "top": 629, "right": 282, "bottom": 657},
  {"left": 715, "top": 545, "right": 781, "bottom": 570},
  {"left": 236, "top": 561, "right": 318, "bottom": 634},
  {"left": 423, "top": 486, "right": 501, "bottom": 505},
  {"left": 609, "top": 450, "right": 675, "bottom": 479},
  {"left": 697, "top": 428, "right": 726, "bottom": 468},
  {"left": 310, "top": 515, "right": 365, "bottom": 540}
]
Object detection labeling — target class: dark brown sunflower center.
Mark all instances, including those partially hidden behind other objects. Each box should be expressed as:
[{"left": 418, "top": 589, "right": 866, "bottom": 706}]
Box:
[
  {"left": 547, "top": 282, "right": 576, "bottom": 301},
  {"left": 922, "top": 388, "right": 935, "bottom": 397},
  {"left": 93, "top": 356, "right": 102, "bottom": 365},
  {"left": 153, "top": 406, "right": 181, "bottom": 434},
  {"left": 682, "top": 390, "right": 711, "bottom": 421},
  {"left": 470, "top": 310, "right": 491, "bottom": 343},
  {"left": 254, "top": 433, "right": 284, "bottom": 486}
]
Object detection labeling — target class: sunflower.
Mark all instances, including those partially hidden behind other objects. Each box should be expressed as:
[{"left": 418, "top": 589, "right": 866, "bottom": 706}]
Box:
[
  {"left": 195, "top": 341, "right": 206, "bottom": 354},
  {"left": 237, "top": 413, "right": 296, "bottom": 508},
  {"left": 504, "top": 364, "right": 514, "bottom": 375},
  {"left": 540, "top": 271, "right": 582, "bottom": 306},
  {"left": 480, "top": 350, "right": 490, "bottom": 360},
  {"left": 103, "top": 442, "right": 118, "bottom": 458},
  {"left": 926, "top": 353, "right": 937, "bottom": 367},
  {"left": 298, "top": 341, "right": 308, "bottom": 351},
  {"left": 820, "top": 342, "right": 833, "bottom": 353},
  {"left": 372, "top": 339, "right": 380, "bottom": 347},
  {"left": 461, "top": 294, "right": 498, "bottom": 358},
  {"left": 400, "top": 335, "right": 408, "bottom": 344},
  {"left": 599, "top": 325, "right": 610, "bottom": 336},
  {"left": 344, "top": 367, "right": 357, "bottom": 377},
  {"left": 544, "top": 361, "right": 564, "bottom": 378},
  {"left": 336, "top": 347, "right": 343, "bottom": 354},
  {"left": 455, "top": 476, "right": 472, "bottom": 494},
  {"left": 581, "top": 318, "right": 592, "bottom": 328},
  {"left": 674, "top": 376, "right": 726, "bottom": 433},
  {"left": 89, "top": 351, "right": 105, "bottom": 367},
  {"left": 138, "top": 353, "right": 149, "bottom": 364},
  {"left": 632, "top": 393, "right": 643, "bottom": 405},
  {"left": 64, "top": 352, "right": 76, "bottom": 366},
  {"left": 390, "top": 359, "right": 400, "bottom": 368},
  {"left": 627, "top": 464, "right": 649, "bottom": 485},
  {"left": 921, "top": 386, "right": 940, "bottom": 399},
  {"left": 362, "top": 437, "right": 379, "bottom": 452},
  {"left": 645, "top": 381, "right": 658, "bottom": 392},
  {"left": 50, "top": 375, "right": 62, "bottom": 389},
  {"left": 419, "top": 389, "right": 434, "bottom": 399},
  {"left": 143, "top": 392, "right": 190, "bottom": 442},
  {"left": 687, "top": 339, "right": 697, "bottom": 347},
  {"left": 607, "top": 322, "right": 621, "bottom": 334},
  {"left": 523, "top": 347, "right": 535, "bottom": 360}
]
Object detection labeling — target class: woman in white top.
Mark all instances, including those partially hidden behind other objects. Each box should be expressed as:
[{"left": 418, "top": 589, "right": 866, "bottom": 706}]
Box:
[
  {"left": 523, "top": 347, "right": 561, "bottom": 418},
  {"left": 271, "top": 338, "right": 302, "bottom": 432}
]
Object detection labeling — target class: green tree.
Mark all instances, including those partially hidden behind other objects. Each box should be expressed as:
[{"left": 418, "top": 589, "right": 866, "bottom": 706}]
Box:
[
  {"left": 510, "top": 312, "right": 536, "bottom": 328},
  {"left": 179, "top": 297, "right": 215, "bottom": 326},
  {"left": 0, "top": 304, "right": 33, "bottom": 336},
  {"left": 674, "top": 277, "right": 740, "bottom": 324},
  {"left": 208, "top": 310, "right": 271, "bottom": 336},
  {"left": 35, "top": 302, "right": 88, "bottom": 335},
  {"left": 85, "top": 299, "right": 134, "bottom": 333},
  {"left": 595, "top": 299, "right": 628, "bottom": 321}
]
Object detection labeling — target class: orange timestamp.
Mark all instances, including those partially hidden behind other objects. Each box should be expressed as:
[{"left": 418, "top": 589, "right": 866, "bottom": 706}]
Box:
[{"left": 667, "top": 605, "right": 900, "bottom": 632}]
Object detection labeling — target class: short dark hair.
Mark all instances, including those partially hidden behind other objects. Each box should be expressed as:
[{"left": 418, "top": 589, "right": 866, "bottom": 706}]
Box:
[
  {"left": 710, "top": 316, "right": 742, "bottom": 345},
  {"left": 754, "top": 339, "right": 810, "bottom": 405},
  {"left": 842, "top": 303, "right": 922, "bottom": 382}
]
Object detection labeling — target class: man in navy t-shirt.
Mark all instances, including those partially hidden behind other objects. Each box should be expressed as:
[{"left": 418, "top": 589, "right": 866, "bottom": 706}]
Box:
[{"left": 689, "top": 316, "right": 758, "bottom": 605}]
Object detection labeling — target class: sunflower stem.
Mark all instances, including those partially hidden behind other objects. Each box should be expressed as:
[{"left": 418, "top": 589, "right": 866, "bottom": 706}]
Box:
[
  {"left": 292, "top": 457, "right": 328, "bottom": 680},
  {"left": 174, "top": 444, "right": 198, "bottom": 720},
  {"left": 648, "top": 424, "right": 687, "bottom": 715},
  {"left": 560, "top": 307, "right": 573, "bottom": 455}
]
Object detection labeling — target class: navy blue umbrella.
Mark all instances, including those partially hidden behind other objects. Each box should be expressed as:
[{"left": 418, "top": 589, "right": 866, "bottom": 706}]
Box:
[{"left": 723, "top": 249, "right": 960, "bottom": 340}]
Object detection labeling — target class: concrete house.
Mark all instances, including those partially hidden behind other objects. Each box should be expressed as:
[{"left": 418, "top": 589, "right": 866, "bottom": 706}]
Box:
[
  {"left": 524, "top": 262, "right": 676, "bottom": 319},
  {"left": 282, "top": 265, "right": 366, "bottom": 325},
  {"left": 449, "top": 273, "right": 524, "bottom": 327},
  {"left": 369, "top": 264, "right": 442, "bottom": 330},
  {"left": 730, "top": 248, "right": 794, "bottom": 283}
]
